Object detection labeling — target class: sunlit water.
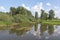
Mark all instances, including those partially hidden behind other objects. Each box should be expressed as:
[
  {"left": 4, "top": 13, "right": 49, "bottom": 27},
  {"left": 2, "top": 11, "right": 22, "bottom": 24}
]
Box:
[{"left": 0, "top": 24, "right": 60, "bottom": 40}]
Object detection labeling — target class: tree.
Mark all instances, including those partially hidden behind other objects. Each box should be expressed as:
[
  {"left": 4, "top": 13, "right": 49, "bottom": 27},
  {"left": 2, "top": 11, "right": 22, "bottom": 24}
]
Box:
[
  {"left": 17, "top": 6, "right": 26, "bottom": 15},
  {"left": 10, "top": 6, "right": 34, "bottom": 22},
  {"left": 35, "top": 12, "right": 38, "bottom": 20},
  {"left": 16, "top": 6, "right": 33, "bottom": 17},
  {"left": 49, "top": 10, "right": 55, "bottom": 20},
  {"left": 26, "top": 10, "right": 35, "bottom": 21},
  {"left": 40, "top": 9, "right": 47, "bottom": 20},
  {"left": 40, "top": 9, "right": 45, "bottom": 20},
  {"left": 10, "top": 7, "right": 16, "bottom": 16},
  {"left": 16, "top": 6, "right": 21, "bottom": 15},
  {"left": 44, "top": 13, "right": 47, "bottom": 20}
]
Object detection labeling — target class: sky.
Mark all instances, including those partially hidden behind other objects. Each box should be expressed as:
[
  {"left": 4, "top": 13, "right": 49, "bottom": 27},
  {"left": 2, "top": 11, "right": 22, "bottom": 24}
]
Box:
[{"left": 0, "top": 0, "right": 60, "bottom": 18}]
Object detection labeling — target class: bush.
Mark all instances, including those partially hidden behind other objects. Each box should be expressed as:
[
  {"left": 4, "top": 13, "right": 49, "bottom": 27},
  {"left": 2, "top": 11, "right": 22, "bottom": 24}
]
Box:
[
  {"left": 13, "top": 14, "right": 30, "bottom": 23},
  {"left": 0, "top": 14, "right": 13, "bottom": 22},
  {"left": 0, "top": 14, "right": 13, "bottom": 25}
]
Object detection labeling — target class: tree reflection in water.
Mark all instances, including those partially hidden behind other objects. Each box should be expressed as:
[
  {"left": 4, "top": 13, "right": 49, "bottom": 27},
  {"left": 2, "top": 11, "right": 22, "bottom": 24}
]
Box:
[
  {"left": 40, "top": 24, "right": 47, "bottom": 36},
  {"left": 34, "top": 23, "right": 38, "bottom": 31},
  {"left": 48, "top": 24, "right": 54, "bottom": 35},
  {"left": 9, "top": 24, "right": 32, "bottom": 36},
  {"left": 33, "top": 24, "right": 54, "bottom": 39},
  {"left": 9, "top": 23, "right": 54, "bottom": 39}
]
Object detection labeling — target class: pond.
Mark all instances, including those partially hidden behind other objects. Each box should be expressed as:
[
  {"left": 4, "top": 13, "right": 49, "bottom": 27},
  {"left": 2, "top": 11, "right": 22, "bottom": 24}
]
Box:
[{"left": 0, "top": 24, "right": 60, "bottom": 40}]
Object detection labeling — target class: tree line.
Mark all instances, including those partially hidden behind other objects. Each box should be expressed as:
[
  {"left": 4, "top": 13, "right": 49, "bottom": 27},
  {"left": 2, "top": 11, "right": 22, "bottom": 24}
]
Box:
[
  {"left": 0, "top": 6, "right": 55, "bottom": 24},
  {"left": 9, "top": 6, "right": 55, "bottom": 21},
  {"left": 35, "top": 9, "right": 55, "bottom": 20}
]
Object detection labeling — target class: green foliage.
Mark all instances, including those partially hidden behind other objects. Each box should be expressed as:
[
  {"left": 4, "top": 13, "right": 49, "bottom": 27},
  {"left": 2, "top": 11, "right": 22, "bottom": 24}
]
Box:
[
  {"left": 16, "top": 6, "right": 26, "bottom": 15},
  {"left": 0, "top": 13, "right": 13, "bottom": 25},
  {"left": 35, "top": 12, "right": 38, "bottom": 20},
  {"left": 39, "top": 20, "right": 60, "bottom": 25},
  {"left": 13, "top": 14, "right": 30, "bottom": 23},
  {"left": 0, "top": 21, "right": 12, "bottom": 25},
  {"left": 49, "top": 9, "right": 55, "bottom": 20},
  {"left": 10, "top": 7, "right": 16, "bottom": 16},
  {"left": 10, "top": 6, "right": 33, "bottom": 17},
  {"left": 10, "top": 6, "right": 34, "bottom": 22},
  {"left": 0, "top": 6, "right": 35, "bottom": 25},
  {"left": 40, "top": 9, "right": 47, "bottom": 20},
  {"left": 0, "top": 14, "right": 13, "bottom": 22},
  {"left": 0, "top": 6, "right": 58, "bottom": 26}
]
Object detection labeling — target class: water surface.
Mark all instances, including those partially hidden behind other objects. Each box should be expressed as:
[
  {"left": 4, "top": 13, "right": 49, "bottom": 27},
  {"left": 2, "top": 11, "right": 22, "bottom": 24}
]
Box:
[{"left": 0, "top": 24, "right": 60, "bottom": 40}]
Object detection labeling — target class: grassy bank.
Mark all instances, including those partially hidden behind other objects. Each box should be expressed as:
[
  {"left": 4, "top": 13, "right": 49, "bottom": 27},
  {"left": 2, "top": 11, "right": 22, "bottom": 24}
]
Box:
[
  {"left": 39, "top": 20, "right": 60, "bottom": 25},
  {"left": 0, "top": 21, "right": 12, "bottom": 26},
  {"left": 0, "top": 20, "right": 60, "bottom": 27}
]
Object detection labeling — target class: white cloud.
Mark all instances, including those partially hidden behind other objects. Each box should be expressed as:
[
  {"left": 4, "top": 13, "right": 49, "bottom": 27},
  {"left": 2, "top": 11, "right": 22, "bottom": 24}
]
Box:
[
  {"left": 55, "top": 9, "right": 60, "bottom": 18},
  {"left": 32, "top": 2, "right": 43, "bottom": 17},
  {"left": 54, "top": 6, "right": 59, "bottom": 9},
  {"left": 22, "top": 4, "right": 30, "bottom": 10},
  {"left": 0, "top": 6, "right": 7, "bottom": 12},
  {"left": 46, "top": 2, "right": 51, "bottom": 6},
  {"left": 21, "top": 3, "right": 60, "bottom": 18},
  {"left": 32, "top": 2, "right": 43, "bottom": 12}
]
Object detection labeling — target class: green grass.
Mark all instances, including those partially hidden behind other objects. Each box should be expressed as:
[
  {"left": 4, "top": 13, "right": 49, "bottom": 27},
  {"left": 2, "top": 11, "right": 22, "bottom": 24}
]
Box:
[
  {"left": 39, "top": 20, "right": 60, "bottom": 25},
  {"left": 0, "top": 21, "right": 12, "bottom": 26}
]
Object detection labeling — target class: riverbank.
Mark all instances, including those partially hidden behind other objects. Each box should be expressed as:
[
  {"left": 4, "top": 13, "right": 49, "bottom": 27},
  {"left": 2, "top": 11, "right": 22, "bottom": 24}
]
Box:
[
  {"left": 0, "top": 20, "right": 60, "bottom": 27},
  {"left": 39, "top": 20, "right": 60, "bottom": 25},
  {"left": 0, "top": 21, "right": 35, "bottom": 27}
]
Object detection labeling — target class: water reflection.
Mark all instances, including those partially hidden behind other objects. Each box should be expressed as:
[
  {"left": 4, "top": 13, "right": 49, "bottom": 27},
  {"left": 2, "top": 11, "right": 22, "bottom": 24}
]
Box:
[
  {"left": 0, "top": 24, "right": 60, "bottom": 40},
  {"left": 40, "top": 24, "right": 47, "bottom": 36},
  {"left": 34, "top": 23, "right": 38, "bottom": 31},
  {"left": 48, "top": 24, "right": 54, "bottom": 35},
  {"left": 32, "top": 24, "right": 55, "bottom": 39},
  {"left": 9, "top": 25, "right": 32, "bottom": 36}
]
